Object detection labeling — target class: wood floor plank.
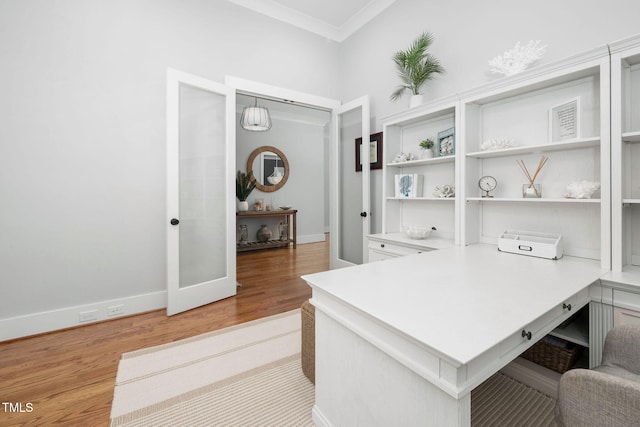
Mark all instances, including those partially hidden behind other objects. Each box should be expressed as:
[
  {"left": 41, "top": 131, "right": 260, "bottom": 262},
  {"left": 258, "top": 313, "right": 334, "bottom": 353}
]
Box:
[{"left": 0, "top": 238, "right": 328, "bottom": 426}]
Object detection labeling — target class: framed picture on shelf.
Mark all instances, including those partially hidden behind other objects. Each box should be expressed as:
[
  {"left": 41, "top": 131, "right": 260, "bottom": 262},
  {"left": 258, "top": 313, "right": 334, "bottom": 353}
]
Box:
[
  {"left": 436, "top": 127, "right": 455, "bottom": 157},
  {"left": 394, "top": 174, "right": 423, "bottom": 198},
  {"left": 355, "top": 132, "right": 383, "bottom": 172},
  {"left": 549, "top": 97, "right": 580, "bottom": 142}
]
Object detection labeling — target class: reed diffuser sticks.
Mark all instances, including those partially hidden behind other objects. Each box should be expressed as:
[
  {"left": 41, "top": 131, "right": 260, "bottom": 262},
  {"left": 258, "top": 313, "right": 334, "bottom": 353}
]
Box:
[{"left": 517, "top": 156, "right": 548, "bottom": 197}]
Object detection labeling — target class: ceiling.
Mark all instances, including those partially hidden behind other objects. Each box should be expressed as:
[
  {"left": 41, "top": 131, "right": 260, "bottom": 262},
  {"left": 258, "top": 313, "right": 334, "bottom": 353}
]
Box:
[{"left": 226, "top": 0, "right": 396, "bottom": 42}]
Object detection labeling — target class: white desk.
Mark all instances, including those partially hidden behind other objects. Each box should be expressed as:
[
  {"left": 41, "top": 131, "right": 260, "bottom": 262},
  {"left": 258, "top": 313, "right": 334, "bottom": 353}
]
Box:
[{"left": 302, "top": 244, "right": 607, "bottom": 426}]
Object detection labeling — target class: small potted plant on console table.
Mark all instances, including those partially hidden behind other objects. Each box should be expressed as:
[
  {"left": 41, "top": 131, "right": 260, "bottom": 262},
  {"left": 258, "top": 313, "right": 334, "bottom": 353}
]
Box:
[{"left": 236, "top": 170, "right": 256, "bottom": 212}]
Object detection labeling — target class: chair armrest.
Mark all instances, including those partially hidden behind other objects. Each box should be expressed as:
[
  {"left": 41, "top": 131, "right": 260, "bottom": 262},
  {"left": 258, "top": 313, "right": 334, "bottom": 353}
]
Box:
[
  {"left": 601, "top": 325, "right": 640, "bottom": 375},
  {"left": 557, "top": 368, "right": 640, "bottom": 426}
]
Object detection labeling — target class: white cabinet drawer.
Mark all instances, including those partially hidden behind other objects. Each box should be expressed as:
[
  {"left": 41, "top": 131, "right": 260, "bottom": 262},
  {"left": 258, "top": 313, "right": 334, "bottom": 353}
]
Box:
[
  {"left": 498, "top": 288, "right": 589, "bottom": 358},
  {"left": 614, "top": 307, "right": 640, "bottom": 326},
  {"left": 367, "top": 240, "right": 430, "bottom": 256},
  {"left": 613, "top": 289, "right": 640, "bottom": 326}
]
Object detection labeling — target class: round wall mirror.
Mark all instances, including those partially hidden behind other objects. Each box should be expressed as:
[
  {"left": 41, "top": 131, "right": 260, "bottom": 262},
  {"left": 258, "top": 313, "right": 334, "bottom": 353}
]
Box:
[{"left": 246, "top": 146, "right": 290, "bottom": 192}]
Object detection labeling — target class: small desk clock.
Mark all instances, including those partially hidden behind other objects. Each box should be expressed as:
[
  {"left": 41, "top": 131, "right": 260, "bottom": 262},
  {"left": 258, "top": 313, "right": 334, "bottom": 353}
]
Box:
[{"left": 478, "top": 176, "right": 497, "bottom": 198}]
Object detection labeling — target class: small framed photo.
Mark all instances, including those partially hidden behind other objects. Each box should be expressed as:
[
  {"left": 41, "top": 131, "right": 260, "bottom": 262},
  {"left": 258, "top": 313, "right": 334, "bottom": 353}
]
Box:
[
  {"left": 355, "top": 132, "right": 383, "bottom": 172},
  {"left": 436, "top": 127, "right": 455, "bottom": 157},
  {"left": 394, "top": 174, "right": 424, "bottom": 198},
  {"left": 549, "top": 97, "right": 580, "bottom": 142}
]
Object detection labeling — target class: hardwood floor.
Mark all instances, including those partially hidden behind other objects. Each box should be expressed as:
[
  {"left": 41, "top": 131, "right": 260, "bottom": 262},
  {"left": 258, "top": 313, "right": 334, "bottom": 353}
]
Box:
[{"left": 0, "top": 238, "right": 328, "bottom": 426}]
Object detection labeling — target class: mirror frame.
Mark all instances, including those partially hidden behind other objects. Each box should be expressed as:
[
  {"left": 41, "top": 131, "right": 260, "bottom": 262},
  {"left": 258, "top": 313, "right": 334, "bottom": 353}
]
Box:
[{"left": 246, "top": 145, "right": 290, "bottom": 193}]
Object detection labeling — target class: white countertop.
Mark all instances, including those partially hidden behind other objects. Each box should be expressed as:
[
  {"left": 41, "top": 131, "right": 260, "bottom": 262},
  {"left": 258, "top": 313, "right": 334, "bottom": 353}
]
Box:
[{"left": 303, "top": 244, "right": 607, "bottom": 365}]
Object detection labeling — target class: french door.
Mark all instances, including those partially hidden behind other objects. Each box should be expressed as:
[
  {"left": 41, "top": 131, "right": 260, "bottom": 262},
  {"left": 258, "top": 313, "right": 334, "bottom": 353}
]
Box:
[
  {"left": 331, "top": 96, "right": 370, "bottom": 269},
  {"left": 166, "top": 68, "right": 236, "bottom": 315}
]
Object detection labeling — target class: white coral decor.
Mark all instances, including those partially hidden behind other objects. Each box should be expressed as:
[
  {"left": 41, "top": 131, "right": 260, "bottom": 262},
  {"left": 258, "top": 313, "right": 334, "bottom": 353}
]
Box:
[
  {"left": 488, "top": 40, "right": 547, "bottom": 76},
  {"left": 564, "top": 181, "right": 600, "bottom": 199}
]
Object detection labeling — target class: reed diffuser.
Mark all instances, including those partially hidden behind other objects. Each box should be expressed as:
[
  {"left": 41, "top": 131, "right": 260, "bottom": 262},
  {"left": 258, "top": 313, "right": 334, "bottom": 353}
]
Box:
[{"left": 517, "top": 156, "right": 548, "bottom": 198}]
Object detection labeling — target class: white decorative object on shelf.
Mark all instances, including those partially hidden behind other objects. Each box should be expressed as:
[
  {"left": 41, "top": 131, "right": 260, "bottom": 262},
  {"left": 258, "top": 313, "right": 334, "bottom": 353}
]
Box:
[
  {"left": 433, "top": 184, "right": 455, "bottom": 198},
  {"left": 564, "top": 181, "right": 600, "bottom": 199},
  {"left": 392, "top": 152, "right": 417, "bottom": 163},
  {"left": 480, "top": 137, "right": 514, "bottom": 151},
  {"left": 488, "top": 40, "right": 547, "bottom": 76},
  {"left": 403, "top": 226, "right": 432, "bottom": 240}
]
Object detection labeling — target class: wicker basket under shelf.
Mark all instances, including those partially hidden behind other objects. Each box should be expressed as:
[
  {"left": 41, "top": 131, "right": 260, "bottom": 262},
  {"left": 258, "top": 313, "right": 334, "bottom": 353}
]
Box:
[{"left": 521, "top": 337, "right": 582, "bottom": 374}]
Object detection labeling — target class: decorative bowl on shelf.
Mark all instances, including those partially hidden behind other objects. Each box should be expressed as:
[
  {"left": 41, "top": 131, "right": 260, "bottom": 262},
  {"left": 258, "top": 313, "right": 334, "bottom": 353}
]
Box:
[
  {"left": 403, "top": 226, "right": 432, "bottom": 240},
  {"left": 279, "top": 205, "right": 292, "bottom": 210}
]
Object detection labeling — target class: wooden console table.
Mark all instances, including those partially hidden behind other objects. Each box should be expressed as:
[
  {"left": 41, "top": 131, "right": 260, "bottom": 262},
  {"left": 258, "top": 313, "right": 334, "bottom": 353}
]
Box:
[{"left": 236, "top": 209, "right": 297, "bottom": 252}]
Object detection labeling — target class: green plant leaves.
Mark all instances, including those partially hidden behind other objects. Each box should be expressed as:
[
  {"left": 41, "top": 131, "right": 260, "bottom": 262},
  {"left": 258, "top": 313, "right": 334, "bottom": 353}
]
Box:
[{"left": 391, "top": 32, "right": 445, "bottom": 101}]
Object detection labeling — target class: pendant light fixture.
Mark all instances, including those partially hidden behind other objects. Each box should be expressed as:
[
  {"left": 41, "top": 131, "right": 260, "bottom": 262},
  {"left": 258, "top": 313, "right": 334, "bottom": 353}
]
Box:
[{"left": 240, "top": 97, "right": 272, "bottom": 132}]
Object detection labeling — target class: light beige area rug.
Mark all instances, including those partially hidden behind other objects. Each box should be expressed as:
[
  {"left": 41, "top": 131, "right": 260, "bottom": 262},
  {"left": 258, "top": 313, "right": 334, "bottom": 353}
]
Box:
[
  {"left": 110, "top": 310, "right": 314, "bottom": 426},
  {"left": 110, "top": 308, "right": 557, "bottom": 426}
]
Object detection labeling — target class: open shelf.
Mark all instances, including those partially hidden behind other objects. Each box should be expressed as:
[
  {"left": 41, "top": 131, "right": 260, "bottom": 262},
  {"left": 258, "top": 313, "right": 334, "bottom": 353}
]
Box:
[
  {"left": 236, "top": 239, "right": 293, "bottom": 252},
  {"left": 387, "top": 197, "right": 455, "bottom": 201},
  {"left": 387, "top": 155, "right": 455, "bottom": 168},
  {"left": 622, "top": 131, "right": 640, "bottom": 142},
  {"left": 466, "top": 197, "right": 600, "bottom": 203},
  {"left": 466, "top": 137, "right": 600, "bottom": 159}
]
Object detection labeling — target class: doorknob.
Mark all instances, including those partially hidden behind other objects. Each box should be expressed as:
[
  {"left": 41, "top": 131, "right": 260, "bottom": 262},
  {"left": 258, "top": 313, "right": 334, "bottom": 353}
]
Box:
[
  {"left": 360, "top": 212, "right": 367, "bottom": 217},
  {"left": 170, "top": 218, "right": 180, "bottom": 226}
]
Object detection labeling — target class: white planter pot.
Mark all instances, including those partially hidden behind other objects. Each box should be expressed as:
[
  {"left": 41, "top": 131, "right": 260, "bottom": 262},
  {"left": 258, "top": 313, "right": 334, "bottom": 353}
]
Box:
[
  {"left": 237, "top": 200, "right": 249, "bottom": 212},
  {"left": 409, "top": 94, "right": 424, "bottom": 108},
  {"left": 420, "top": 148, "right": 434, "bottom": 159}
]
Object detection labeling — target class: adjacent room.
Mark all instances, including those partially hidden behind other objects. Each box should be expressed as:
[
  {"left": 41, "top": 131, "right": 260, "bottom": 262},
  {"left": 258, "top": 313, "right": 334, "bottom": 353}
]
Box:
[{"left": 2, "top": 0, "right": 640, "bottom": 425}]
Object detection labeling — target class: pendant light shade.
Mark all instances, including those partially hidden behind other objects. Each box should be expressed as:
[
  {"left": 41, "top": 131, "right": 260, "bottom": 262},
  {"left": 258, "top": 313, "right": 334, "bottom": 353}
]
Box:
[{"left": 241, "top": 98, "right": 272, "bottom": 132}]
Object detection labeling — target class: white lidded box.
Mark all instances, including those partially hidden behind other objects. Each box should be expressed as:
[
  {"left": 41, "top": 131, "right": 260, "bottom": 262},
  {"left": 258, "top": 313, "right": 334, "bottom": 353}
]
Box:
[{"left": 498, "top": 230, "right": 563, "bottom": 260}]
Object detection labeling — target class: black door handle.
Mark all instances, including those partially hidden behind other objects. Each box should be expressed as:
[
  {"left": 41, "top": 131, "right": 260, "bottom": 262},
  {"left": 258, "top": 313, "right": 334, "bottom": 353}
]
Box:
[
  {"left": 360, "top": 212, "right": 367, "bottom": 217},
  {"left": 170, "top": 218, "right": 180, "bottom": 226}
]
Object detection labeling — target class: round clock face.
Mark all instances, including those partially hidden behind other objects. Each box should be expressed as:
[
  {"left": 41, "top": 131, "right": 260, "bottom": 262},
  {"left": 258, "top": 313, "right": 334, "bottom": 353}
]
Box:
[{"left": 478, "top": 175, "right": 497, "bottom": 192}]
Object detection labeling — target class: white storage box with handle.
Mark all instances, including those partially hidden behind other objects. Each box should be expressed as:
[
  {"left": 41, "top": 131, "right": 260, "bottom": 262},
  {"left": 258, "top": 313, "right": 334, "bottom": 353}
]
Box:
[{"left": 498, "top": 230, "right": 563, "bottom": 260}]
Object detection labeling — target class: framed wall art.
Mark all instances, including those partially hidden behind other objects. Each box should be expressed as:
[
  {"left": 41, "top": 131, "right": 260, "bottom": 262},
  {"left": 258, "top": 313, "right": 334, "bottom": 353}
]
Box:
[
  {"left": 436, "top": 127, "right": 455, "bottom": 157},
  {"left": 549, "top": 97, "right": 580, "bottom": 142},
  {"left": 356, "top": 132, "right": 383, "bottom": 172}
]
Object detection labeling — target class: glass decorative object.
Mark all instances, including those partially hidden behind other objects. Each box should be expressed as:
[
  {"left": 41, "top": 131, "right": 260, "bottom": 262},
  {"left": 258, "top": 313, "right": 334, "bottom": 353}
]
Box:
[
  {"left": 522, "top": 184, "right": 542, "bottom": 198},
  {"left": 278, "top": 222, "right": 289, "bottom": 241},
  {"left": 238, "top": 224, "right": 248, "bottom": 243}
]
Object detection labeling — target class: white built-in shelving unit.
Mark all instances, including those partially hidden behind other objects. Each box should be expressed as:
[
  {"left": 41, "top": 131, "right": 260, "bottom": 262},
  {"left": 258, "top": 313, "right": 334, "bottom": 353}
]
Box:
[
  {"left": 377, "top": 45, "right": 611, "bottom": 270},
  {"left": 380, "top": 96, "right": 459, "bottom": 245},
  {"left": 460, "top": 48, "right": 610, "bottom": 268},
  {"left": 612, "top": 35, "right": 640, "bottom": 283}
]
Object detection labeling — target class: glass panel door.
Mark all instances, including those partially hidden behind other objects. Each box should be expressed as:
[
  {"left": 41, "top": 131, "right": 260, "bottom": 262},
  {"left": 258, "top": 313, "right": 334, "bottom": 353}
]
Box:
[
  {"left": 167, "top": 69, "right": 236, "bottom": 315},
  {"left": 331, "top": 96, "right": 370, "bottom": 268}
]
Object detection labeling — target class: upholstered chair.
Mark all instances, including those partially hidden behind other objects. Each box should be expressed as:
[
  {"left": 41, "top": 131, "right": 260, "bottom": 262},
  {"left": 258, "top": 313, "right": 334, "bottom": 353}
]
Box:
[{"left": 556, "top": 324, "right": 640, "bottom": 426}]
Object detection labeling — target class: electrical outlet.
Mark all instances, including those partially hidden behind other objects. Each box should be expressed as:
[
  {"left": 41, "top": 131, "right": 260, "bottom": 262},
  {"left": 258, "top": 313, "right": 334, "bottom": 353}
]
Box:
[
  {"left": 107, "top": 305, "right": 124, "bottom": 317},
  {"left": 79, "top": 310, "right": 98, "bottom": 323}
]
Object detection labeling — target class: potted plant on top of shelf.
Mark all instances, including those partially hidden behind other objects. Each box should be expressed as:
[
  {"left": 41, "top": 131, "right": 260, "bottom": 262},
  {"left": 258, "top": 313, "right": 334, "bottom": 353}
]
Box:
[
  {"left": 390, "top": 32, "right": 445, "bottom": 108},
  {"left": 236, "top": 170, "right": 256, "bottom": 212},
  {"left": 419, "top": 138, "right": 434, "bottom": 159}
]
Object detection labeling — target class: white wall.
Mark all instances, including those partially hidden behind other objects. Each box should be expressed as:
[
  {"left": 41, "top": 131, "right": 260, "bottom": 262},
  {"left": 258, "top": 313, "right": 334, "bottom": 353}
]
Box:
[
  {"left": 235, "top": 113, "right": 329, "bottom": 244},
  {"left": 0, "top": 0, "right": 339, "bottom": 340}
]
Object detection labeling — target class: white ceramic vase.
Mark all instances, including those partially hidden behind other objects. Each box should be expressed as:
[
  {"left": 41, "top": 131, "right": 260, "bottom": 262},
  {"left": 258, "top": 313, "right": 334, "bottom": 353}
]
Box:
[
  {"left": 409, "top": 94, "right": 424, "bottom": 108},
  {"left": 237, "top": 200, "right": 249, "bottom": 212},
  {"left": 420, "top": 148, "right": 434, "bottom": 159}
]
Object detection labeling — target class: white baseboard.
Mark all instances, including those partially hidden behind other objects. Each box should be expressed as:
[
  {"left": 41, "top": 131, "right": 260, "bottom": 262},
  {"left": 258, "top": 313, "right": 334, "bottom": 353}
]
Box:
[
  {"left": 298, "top": 233, "right": 327, "bottom": 244},
  {"left": 0, "top": 291, "right": 166, "bottom": 342},
  {"left": 500, "top": 357, "right": 561, "bottom": 399}
]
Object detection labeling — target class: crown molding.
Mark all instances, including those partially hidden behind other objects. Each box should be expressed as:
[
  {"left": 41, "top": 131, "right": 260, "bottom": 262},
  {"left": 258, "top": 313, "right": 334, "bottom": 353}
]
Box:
[{"left": 226, "top": 0, "right": 395, "bottom": 42}]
